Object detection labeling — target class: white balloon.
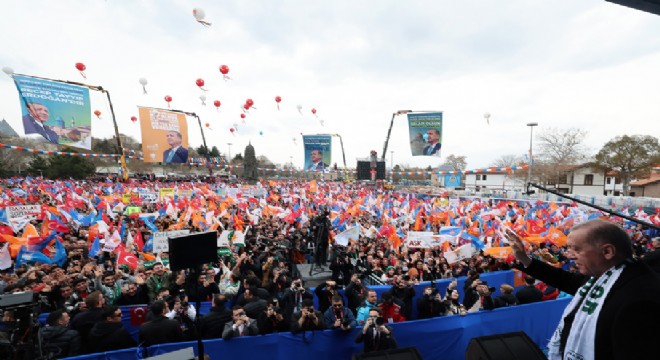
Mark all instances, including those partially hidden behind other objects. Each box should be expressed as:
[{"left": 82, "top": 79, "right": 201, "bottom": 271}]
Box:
[
  {"left": 193, "top": 8, "right": 206, "bottom": 21},
  {"left": 2, "top": 66, "right": 14, "bottom": 75},
  {"left": 139, "top": 77, "right": 148, "bottom": 85},
  {"left": 199, "top": 94, "right": 207, "bottom": 101},
  {"left": 296, "top": 104, "right": 302, "bottom": 110}
]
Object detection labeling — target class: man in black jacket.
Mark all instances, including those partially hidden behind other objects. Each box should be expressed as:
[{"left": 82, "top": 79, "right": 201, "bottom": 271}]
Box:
[
  {"left": 116, "top": 282, "right": 149, "bottom": 306},
  {"left": 139, "top": 300, "right": 184, "bottom": 346},
  {"left": 70, "top": 291, "right": 105, "bottom": 353},
  {"left": 199, "top": 295, "right": 232, "bottom": 339},
  {"left": 40, "top": 309, "right": 81, "bottom": 358},
  {"left": 389, "top": 278, "right": 415, "bottom": 319},
  {"left": 416, "top": 286, "right": 446, "bottom": 319},
  {"left": 290, "top": 299, "right": 326, "bottom": 333},
  {"left": 88, "top": 306, "right": 137, "bottom": 353},
  {"left": 344, "top": 274, "right": 368, "bottom": 316},
  {"left": 280, "top": 278, "right": 314, "bottom": 323},
  {"left": 515, "top": 275, "right": 543, "bottom": 304},
  {"left": 507, "top": 220, "right": 660, "bottom": 360},
  {"left": 355, "top": 308, "right": 398, "bottom": 353}
]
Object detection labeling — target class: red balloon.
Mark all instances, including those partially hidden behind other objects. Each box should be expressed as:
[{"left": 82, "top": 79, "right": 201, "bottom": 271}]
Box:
[
  {"left": 164, "top": 95, "right": 172, "bottom": 102},
  {"left": 93, "top": 110, "right": 101, "bottom": 117},
  {"left": 75, "top": 62, "right": 86, "bottom": 71},
  {"left": 196, "top": 78, "right": 205, "bottom": 87},
  {"left": 246, "top": 98, "right": 254, "bottom": 106},
  {"left": 230, "top": 128, "right": 235, "bottom": 133},
  {"left": 240, "top": 114, "right": 246, "bottom": 119},
  {"left": 219, "top": 65, "right": 230, "bottom": 75},
  {"left": 311, "top": 108, "right": 317, "bottom": 114},
  {"left": 205, "top": 122, "right": 210, "bottom": 128},
  {"left": 213, "top": 100, "right": 221, "bottom": 108},
  {"left": 130, "top": 116, "right": 137, "bottom": 122},
  {"left": 275, "top": 96, "right": 282, "bottom": 103},
  {"left": 243, "top": 103, "right": 250, "bottom": 110}
]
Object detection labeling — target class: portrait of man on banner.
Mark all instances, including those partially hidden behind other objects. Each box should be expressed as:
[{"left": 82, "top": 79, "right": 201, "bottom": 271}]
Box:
[
  {"left": 13, "top": 75, "right": 92, "bottom": 149},
  {"left": 302, "top": 135, "right": 332, "bottom": 171},
  {"left": 139, "top": 107, "right": 188, "bottom": 163},
  {"left": 407, "top": 112, "right": 443, "bottom": 157}
]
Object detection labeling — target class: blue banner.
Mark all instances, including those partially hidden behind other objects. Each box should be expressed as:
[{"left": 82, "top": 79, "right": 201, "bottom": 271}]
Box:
[
  {"left": 407, "top": 112, "right": 443, "bottom": 157},
  {"left": 13, "top": 75, "right": 92, "bottom": 149},
  {"left": 444, "top": 174, "right": 461, "bottom": 187},
  {"left": 303, "top": 135, "right": 332, "bottom": 171}
]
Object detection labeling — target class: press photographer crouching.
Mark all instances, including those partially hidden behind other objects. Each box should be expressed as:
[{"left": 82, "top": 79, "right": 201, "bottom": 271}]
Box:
[
  {"left": 324, "top": 295, "right": 357, "bottom": 331},
  {"left": 257, "top": 299, "right": 289, "bottom": 334},
  {"left": 355, "top": 308, "right": 398, "bottom": 353},
  {"left": 290, "top": 299, "right": 325, "bottom": 333}
]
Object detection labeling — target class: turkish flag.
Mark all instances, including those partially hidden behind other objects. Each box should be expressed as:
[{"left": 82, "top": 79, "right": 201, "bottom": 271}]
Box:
[
  {"left": 117, "top": 249, "right": 139, "bottom": 269},
  {"left": 130, "top": 306, "right": 148, "bottom": 326},
  {"left": 133, "top": 231, "right": 144, "bottom": 252}
]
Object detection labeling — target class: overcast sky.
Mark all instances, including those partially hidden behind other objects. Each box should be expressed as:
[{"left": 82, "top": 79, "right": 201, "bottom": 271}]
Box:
[{"left": 1, "top": 1, "right": 659, "bottom": 170}]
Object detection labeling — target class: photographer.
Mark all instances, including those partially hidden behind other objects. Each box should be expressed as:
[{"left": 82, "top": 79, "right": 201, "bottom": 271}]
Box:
[
  {"left": 344, "top": 273, "right": 368, "bottom": 316},
  {"left": 40, "top": 309, "right": 81, "bottom": 358},
  {"left": 329, "top": 249, "right": 354, "bottom": 286},
  {"left": 311, "top": 210, "right": 331, "bottom": 267},
  {"left": 281, "top": 277, "right": 314, "bottom": 323},
  {"left": 417, "top": 284, "right": 447, "bottom": 319},
  {"left": 290, "top": 298, "right": 325, "bottom": 333},
  {"left": 463, "top": 279, "right": 495, "bottom": 312},
  {"left": 324, "top": 295, "right": 357, "bottom": 330},
  {"left": 314, "top": 280, "right": 343, "bottom": 313},
  {"left": 257, "top": 299, "right": 289, "bottom": 334},
  {"left": 222, "top": 306, "right": 259, "bottom": 339},
  {"left": 355, "top": 308, "right": 398, "bottom": 353}
]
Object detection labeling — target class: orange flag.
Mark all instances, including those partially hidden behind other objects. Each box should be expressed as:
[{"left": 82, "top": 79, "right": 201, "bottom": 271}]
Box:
[
  {"left": 483, "top": 246, "right": 513, "bottom": 260},
  {"left": 546, "top": 226, "right": 568, "bottom": 247},
  {"left": 309, "top": 180, "right": 318, "bottom": 193}
]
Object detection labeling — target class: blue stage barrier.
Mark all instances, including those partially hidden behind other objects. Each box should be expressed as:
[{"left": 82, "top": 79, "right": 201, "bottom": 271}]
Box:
[
  {"left": 40, "top": 270, "right": 516, "bottom": 342},
  {"left": 63, "top": 297, "right": 571, "bottom": 360}
]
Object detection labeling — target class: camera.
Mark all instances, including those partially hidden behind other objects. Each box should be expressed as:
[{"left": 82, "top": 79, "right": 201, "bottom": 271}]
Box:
[
  {"left": 402, "top": 275, "right": 411, "bottom": 282},
  {"left": 342, "top": 319, "right": 351, "bottom": 327},
  {"left": 375, "top": 317, "right": 385, "bottom": 326}
]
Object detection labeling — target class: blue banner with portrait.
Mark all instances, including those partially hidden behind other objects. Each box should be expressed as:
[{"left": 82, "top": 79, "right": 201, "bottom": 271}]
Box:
[
  {"left": 303, "top": 135, "right": 332, "bottom": 171},
  {"left": 13, "top": 75, "right": 92, "bottom": 149},
  {"left": 408, "top": 112, "right": 443, "bottom": 157},
  {"left": 444, "top": 174, "right": 461, "bottom": 187}
]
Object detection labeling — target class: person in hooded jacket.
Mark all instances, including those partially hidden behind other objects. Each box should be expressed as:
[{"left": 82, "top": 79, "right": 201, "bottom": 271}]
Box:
[
  {"left": 492, "top": 284, "right": 519, "bottom": 308},
  {"left": 88, "top": 306, "right": 136, "bottom": 353},
  {"left": 40, "top": 309, "right": 81, "bottom": 358}
]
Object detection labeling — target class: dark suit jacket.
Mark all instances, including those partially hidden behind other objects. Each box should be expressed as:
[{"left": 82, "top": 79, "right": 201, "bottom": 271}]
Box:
[
  {"left": 515, "top": 285, "right": 543, "bottom": 304},
  {"left": 355, "top": 325, "right": 398, "bottom": 353},
  {"left": 422, "top": 142, "right": 441, "bottom": 156},
  {"left": 163, "top": 146, "right": 189, "bottom": 163},
  {"left": 138, "top": 315, "right": 183, "bottom": 346},
  {"left": 221, "top": 319, "right": 259, "bottom": 340},
  {"left": 521, "top": 258, "right": 660, "bottom": 360},
  {"left": 307, "top": 162, "right": 328, "bottom": 171},
  {"left": 23, "top": 115, "right": 59, "bottom": 143},
  {"left": 199, "top": 307, "right": 232, "bottom": 339},
  {"left": 290, "top": 310, "right": 326, "bottom": 333}
]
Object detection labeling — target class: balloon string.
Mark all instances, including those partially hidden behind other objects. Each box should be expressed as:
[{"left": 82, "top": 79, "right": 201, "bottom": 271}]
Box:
[
  {"left": 142, "top": 85, "right": 147, "bottom": 95},
  {"left": 277, "top": 104, "right": 280, "bottom": 111},
  {"left": 201, "top": 100, "right": 206, "bottom": 105},
  {"left": 80, "top": 71, "right": 87, "bottom": 79},
  {"left": 223, "top": 75, "right": 231, "bottom": 81},
  {"left": 197, "top": 20, "right": 212, "bottom": 27}
]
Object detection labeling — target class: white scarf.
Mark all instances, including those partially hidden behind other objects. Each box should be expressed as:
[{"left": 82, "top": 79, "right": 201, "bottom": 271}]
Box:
[{"left": 547, "top": 264, "right": 625, "bottom": 360}]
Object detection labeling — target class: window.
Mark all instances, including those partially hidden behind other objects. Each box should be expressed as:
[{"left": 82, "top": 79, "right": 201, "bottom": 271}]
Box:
[
  {"left": 476, "top": 175, "right": 481, "bottom": 180},
  {"left": 482, "top": 175, "right": 487, "bottom": 180},
  {"left": 559, "top": 174, "right": 568, "bottom": 184},
  {"left": 615, "top": 177, "right": 621, "bottom": 184},
  {"left": 606, "top": 177, "right": 611, "bottom": 185},
  {"left": 584, "top": 174, "right": 594, "bottom": 185}
]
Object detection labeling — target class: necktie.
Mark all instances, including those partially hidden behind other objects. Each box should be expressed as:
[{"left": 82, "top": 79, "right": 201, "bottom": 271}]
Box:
[{"left": 166, "top": 149, "right": 175, "bottom": 162}]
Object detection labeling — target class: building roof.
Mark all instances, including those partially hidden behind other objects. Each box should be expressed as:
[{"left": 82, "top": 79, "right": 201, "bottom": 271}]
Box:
[{"left": 630, "top": 173, "right": 660, "bottom": 186}]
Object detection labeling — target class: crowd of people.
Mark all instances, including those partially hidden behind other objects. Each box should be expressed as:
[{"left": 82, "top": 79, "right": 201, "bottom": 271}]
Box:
[{"left": 0, "top": 175, "right": 658, "bottom": 358}]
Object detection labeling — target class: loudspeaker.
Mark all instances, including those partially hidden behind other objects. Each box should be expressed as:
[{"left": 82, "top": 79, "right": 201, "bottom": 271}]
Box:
[
  {"left": 357, "top": 161, "right": 386, "bottom": 180},
  {"left": 352, "top": 347, "right": 423, "bottom": 360},
  {"left": 466, "top": 331, "right": 546, "bottom": 360},
  {"left": 168, "top": 231, "right": 218, "bottom": 271}
]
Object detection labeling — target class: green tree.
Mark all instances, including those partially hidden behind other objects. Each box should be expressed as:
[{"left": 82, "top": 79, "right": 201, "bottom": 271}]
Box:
[
  {"left": 196, "top": 145, "right": 209, "bottom": 156},
  {"left": 595, "top": 135, "right": 660, "bottom": 196},
  {"left": 210, "top": 146, "right": 220, "bottom": 157},
  {"left": 47, "top": 148, "right": 96, "bottom": 179},
  {"left": 27, "top": 155, "right": 49, "bottom": 176},
  {"left": 243, "top": 143, "right": 258, "bottom": 181}
]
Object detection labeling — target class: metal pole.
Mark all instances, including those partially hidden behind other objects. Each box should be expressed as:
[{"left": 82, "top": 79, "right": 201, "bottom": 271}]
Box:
[
  {"left": 227, "top": 143, "right": 232, "bottom": 176},
  {"left": 102, "top": 88, "right": 129, "bottom": 182},
  {"left": 526, "top": 122, "right": 538, "bottom": 192},
  {"left": 390, "top": 150, "right": 394, "bottom": 182},
  {"left": 190, "top": 113, "right": 213, "bottom": 176}
]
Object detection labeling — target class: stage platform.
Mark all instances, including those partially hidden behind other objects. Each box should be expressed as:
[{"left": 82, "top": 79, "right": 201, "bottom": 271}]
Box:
[{"left": 295, "top": 263, "right": 332, "bottom": 287}]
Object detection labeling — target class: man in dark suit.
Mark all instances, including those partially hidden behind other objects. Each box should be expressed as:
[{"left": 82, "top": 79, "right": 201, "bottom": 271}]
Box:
[
  {"left": 70, "top": 291, "right": 105, "bottom": 354},
  {"left": 222, "top": 305, "right": 259, "bottom": 339},
  {"left": 139, "top": 300, "right": 184, "bottom": 346},
  {"left": 22, "top": 102, "right": 59, "bottom": 143},
  {"left": 422, "top": 129, "right": 441, "bottom": 156},
  {"left": 355, "top": 308, "right": 398, "bottom": 353},
  {"left": 199, "top": 295, "right": 232, "bottom": 339},
  {"left": 507, "top": 220, "right": 660, "bottom": 360},
  {"left": 515, "top": 275, "right": 543, "bottom": 304},
  {"left": 162, "top": 131, "right": 188, "bottom": 163},
  {"left": 88, "top": 306, "right": 136, "bottom": 353},
  {"left": 290, "top": 298, "right": 326, "bottom": 333},
  {"left": 307, "top": 149, "right": 328, "bottom": 171}
]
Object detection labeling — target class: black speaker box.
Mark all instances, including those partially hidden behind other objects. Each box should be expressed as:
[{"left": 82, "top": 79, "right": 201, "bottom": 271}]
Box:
[
  {"left": 352, "top": 347, "right": 423, "bottom": 360},
  {"left": 357, "top": 161, "right": 386, "bottom": 180},
  {"left": 466, "top": 331, "right": 546, "bottom": 360},
  {"left": 168, "top": 231, "right": 218, "bottom": 271}
]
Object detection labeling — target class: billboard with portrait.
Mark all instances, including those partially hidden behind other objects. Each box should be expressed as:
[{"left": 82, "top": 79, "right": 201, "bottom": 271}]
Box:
[
  {"left": 13, "top": 74, "right": 92, "bottom": 149},
  {"left": 302, "top": 135, "right": 332, "bottom": 171},
  {"left": 139, "top": 107, "right": 188, "bottom": 163},
  {"left": 408, "top": 112, "right": 443, "bottom": 157}
]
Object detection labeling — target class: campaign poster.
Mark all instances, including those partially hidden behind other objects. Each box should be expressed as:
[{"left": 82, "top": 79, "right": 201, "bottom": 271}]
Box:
[
  {"left": 139, "top": 107, "right": 188, "bottom": 163},
  {"left": 13, "top": 75, "right": 92, "bottom": 149},
  {"left": 303, "top": 135, "right": 332, "bottom": 171},
  {"left": 407, "top": 112, "right": 443, "bottom": 157},
  {"left": 445, "top": 174, "right": 461, "bottom": 187}
]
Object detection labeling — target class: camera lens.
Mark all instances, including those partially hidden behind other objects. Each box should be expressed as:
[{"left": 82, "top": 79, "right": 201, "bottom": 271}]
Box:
[{"left": 375, "top": 317, "right": 384, "bottom": 326}]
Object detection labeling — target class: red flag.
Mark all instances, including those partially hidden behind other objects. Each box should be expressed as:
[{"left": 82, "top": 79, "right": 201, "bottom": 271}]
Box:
[
  {"left": 117, "top": 248, "right": 138, "bottom": 269},
  {"left": 130, "top": 306, "right": 148, "bottom": 326},
  {"left": 0, "top": 225, "right": 14, "bottom": 236},
  {"left": 133, "top": 231, "right": 144, "bottom": 251}
]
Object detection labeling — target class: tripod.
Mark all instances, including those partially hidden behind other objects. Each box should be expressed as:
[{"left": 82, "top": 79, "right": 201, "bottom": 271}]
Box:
[{"left": 309, "top": 217, "right": 329, "bottom": 277}]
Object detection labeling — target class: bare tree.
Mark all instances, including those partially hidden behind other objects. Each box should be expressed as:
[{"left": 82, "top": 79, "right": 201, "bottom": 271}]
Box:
[
  {"left": 535, "top": 127, "right": 591, "bottom": 185},
  {"left": 442, "top": 154, "right": 467, "bottom": 171},
  {"left": 490, "top": 154, "right": 523, "bottom": 168}
]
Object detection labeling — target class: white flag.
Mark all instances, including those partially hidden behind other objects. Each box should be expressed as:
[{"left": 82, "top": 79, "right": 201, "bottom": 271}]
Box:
[{"left": 335, "top": 225, "right": 360, "bottom": 246}]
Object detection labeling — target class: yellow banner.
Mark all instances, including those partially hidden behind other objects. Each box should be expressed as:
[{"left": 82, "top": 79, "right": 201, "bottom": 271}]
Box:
[
  {"left": 159, "top": 188, "right": 175, "bottom": 200},
  {"left": 121, "top": 194, "right": 132, "bottom": 204},
  {"left": 139, "top": 107, "right": 189, "bottom": 163}
]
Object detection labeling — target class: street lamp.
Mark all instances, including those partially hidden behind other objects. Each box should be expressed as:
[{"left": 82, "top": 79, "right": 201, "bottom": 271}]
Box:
[
  {"left": 526, "top": 122, "right": 538, "bottom": 193},
  {"left": 227, "top": 143, "right": 232, "bottom": 176}
]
